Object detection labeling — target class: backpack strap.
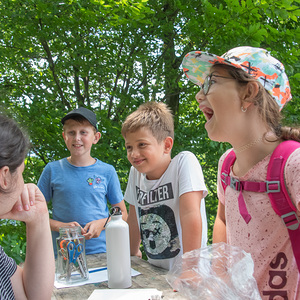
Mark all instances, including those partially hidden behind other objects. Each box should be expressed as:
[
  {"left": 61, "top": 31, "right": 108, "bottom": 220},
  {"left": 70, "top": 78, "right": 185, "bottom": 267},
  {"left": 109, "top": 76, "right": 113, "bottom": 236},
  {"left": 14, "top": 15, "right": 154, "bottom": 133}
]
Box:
[
  {"left": 221, "top": 141, "right": 300, "bottom": 272},
  {"left": 221, "top": 150, "right": 236, "bottom": 192},
  {"left": 267, "top": 140, "right": 300, "bottom": 272},
  {"left": 221, "top": 150, "right": 252, "bottom": 224}
]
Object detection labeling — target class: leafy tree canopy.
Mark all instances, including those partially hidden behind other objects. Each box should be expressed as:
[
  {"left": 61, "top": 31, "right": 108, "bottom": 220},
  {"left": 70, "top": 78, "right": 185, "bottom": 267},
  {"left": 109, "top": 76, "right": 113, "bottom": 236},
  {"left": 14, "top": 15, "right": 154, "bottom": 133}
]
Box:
[{"left": 0, "top": 0, "right": 299, "bottom": 243}]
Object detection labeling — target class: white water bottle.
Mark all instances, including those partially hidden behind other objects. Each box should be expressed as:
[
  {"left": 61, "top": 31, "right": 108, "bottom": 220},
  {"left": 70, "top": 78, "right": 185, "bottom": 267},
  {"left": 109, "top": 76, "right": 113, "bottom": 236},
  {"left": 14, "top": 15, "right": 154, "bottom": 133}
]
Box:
[{"left": 105, "top": 207, "right": 132, "bottom": 289}]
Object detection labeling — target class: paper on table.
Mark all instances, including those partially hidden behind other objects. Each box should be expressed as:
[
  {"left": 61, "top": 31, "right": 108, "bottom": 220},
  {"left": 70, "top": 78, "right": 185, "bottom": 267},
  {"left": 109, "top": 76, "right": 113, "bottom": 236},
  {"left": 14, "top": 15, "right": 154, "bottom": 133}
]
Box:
[
  {"left": 87, "top": 289, "right": 162, "bottom": 300},
  {"left": 54, "top": 268, "right": 140, "bottom": 289}
]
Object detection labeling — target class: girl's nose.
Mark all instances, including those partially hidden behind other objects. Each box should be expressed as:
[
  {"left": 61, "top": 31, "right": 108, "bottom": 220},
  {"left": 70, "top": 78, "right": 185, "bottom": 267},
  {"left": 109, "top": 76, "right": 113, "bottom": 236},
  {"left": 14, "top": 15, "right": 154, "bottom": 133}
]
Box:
[{"left": 195, "top": 89, "right": 205, "bottom": 103}]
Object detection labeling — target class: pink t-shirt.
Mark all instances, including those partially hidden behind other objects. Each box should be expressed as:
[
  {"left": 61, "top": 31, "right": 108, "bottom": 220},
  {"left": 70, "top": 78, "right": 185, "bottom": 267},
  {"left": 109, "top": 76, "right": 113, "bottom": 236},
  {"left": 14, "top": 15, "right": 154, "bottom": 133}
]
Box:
[{"left": 217, "top": 147, "right": 300, "bottom": 300}]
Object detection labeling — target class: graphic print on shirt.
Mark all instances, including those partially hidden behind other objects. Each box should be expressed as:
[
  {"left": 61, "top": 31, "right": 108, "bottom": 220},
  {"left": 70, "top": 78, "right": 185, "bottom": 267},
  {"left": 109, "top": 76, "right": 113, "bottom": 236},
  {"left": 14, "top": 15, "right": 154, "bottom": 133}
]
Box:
[
  {"left": 86, "top": 176, "right": 105, "bottom": 189},
  {"left": 87, "top": 177, "right": 94, "bottom": 186},
  {"left": 137, "top": 182, "right": 180, "bottom": 260}
]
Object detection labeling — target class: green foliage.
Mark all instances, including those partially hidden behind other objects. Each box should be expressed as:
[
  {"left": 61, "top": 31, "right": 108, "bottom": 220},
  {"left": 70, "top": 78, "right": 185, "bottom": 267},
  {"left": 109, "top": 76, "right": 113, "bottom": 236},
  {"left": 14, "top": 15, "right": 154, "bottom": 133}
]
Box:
[
  {"left": 0, "top": 0, "right": 299, "bottom": 261},
  {"left": 0, "top": 220, "right": 26, "bottom": 264}
]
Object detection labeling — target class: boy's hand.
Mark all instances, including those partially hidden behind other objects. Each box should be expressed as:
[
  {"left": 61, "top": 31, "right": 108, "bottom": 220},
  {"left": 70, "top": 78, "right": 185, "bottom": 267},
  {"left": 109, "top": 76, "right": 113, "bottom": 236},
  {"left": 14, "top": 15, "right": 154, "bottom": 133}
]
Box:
[
  {"left": 133, "top": 249, "right": 142, "bottom": 258},
  {"left": 50, "top": 220, "right": 82, "bottom": 232},
  {"left": 63, "top": 221, "right": 82, "bottom": 228},
  {"left": 83, "top": 219, "right": 106, "bottom": 240}
]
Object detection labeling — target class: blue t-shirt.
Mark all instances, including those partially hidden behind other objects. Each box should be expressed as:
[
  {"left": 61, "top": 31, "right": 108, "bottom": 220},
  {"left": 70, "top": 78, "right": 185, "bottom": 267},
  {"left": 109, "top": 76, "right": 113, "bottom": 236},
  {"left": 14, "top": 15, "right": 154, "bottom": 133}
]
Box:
[{"left": 38, "top": 158, "right": 123, "bottom": 255}]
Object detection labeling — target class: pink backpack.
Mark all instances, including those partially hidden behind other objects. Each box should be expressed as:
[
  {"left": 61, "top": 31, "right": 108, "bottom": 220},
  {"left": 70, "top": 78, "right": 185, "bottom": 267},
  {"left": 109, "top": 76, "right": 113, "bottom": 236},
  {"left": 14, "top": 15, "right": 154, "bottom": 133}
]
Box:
[{"left": 220, "top": 140, "right": 300, "bottom": 271}]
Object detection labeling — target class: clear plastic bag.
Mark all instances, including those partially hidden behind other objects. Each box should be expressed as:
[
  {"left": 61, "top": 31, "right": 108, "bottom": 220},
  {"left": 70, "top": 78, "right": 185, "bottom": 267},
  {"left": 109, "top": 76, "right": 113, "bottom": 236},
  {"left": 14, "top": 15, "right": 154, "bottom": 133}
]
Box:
[{"left": 166, "top": 243, "right": 261, "bottom": 300}]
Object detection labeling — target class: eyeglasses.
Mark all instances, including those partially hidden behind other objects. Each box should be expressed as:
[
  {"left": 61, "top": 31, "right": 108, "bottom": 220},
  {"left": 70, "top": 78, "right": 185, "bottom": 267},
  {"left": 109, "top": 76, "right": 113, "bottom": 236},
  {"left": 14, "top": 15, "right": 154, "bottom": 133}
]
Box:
[{"left": 201, "top": 74, "right": 235, "bottom": 95}]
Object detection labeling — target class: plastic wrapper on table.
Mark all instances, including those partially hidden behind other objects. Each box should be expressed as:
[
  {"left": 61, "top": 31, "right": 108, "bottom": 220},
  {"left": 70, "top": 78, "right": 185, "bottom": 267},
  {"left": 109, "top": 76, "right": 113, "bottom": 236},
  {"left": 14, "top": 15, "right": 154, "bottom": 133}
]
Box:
[{"left": 166, "top": 242, "right": 261, "bottom": 300}]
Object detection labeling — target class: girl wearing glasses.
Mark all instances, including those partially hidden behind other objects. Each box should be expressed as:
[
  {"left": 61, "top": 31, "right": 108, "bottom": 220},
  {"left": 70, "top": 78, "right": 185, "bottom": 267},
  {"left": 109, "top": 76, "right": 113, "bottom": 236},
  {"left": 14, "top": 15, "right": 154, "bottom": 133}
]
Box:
[
  {"left": 182, "top": 46, "right": 300, "bottom": 299},
  {"left": 0, "top": 115, "right": 55, "bottom": 299}
]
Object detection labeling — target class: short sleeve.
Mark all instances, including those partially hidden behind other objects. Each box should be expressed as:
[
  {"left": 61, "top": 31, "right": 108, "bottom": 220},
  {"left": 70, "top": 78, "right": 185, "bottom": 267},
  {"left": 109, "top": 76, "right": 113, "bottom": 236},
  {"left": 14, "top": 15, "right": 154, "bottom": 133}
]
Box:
[
  {"left": 177, "top": 151, "right": 208, "bottom": 198},
  {"left": 106, "top": 166, "right": 124, "bottom": 205},
  {"left": 37, "top": 163, "right": 52, "bottom": 202},
  {"left": 124, "top": 166, "right": 136, "bottom": 206}
]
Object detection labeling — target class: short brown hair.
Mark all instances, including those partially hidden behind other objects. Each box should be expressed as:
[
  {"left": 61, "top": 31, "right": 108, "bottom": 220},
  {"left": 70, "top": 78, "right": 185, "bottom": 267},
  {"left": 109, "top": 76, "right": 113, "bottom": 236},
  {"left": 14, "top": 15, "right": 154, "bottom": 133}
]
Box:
[{"left": 121, "top": 102, "right": 174, "bottom": 142}]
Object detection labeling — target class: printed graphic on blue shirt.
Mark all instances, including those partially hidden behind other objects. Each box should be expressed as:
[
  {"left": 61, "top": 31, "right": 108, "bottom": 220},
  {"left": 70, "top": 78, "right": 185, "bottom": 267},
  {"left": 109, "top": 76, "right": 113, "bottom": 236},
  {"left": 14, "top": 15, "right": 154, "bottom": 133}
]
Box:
[
  {"left": 138, "top": 204, "right": 180, "bottom": 260},
  {"left": 87, "top": 177, "right": 94, "bottom": 186},
  {"left": 86, "top": 176, "right": 105, "bottom": 189}
]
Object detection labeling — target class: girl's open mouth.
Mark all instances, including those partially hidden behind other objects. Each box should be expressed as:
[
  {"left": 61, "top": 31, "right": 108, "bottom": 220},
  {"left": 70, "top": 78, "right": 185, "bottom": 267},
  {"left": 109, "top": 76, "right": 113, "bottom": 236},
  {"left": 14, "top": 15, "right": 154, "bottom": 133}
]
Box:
[{"left": 201, "top": 107, "right": 214, "bottom": 121}]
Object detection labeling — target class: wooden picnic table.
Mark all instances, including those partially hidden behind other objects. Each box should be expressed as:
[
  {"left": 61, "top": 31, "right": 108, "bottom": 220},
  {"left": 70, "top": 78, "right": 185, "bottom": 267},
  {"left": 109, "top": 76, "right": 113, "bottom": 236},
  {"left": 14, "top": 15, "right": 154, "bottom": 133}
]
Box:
[{"left": 51, "top": 253, "right": 187, "bottom": 300}]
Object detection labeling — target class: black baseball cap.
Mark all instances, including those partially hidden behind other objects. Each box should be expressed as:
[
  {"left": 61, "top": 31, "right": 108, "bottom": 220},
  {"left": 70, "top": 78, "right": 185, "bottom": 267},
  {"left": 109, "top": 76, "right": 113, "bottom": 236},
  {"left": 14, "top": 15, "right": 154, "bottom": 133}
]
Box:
[{"left": 61, "top": 107, "right": 98, "bottom": 130}]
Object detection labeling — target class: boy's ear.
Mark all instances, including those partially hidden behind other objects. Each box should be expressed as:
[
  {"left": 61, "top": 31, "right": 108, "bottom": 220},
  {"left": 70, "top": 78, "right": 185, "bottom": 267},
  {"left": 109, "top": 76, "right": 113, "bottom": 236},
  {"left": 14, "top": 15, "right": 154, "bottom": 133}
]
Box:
[
  {"left": 164, "top": 136, "right": 173, "bottom": 154},
  {"left": 93, "top": 132, "right": 101, "bottom": 144}
]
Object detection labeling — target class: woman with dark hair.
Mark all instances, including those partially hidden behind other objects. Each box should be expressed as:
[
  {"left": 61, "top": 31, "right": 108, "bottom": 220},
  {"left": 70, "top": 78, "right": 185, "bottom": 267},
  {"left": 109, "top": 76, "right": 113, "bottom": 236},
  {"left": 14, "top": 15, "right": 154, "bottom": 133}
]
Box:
[{"left": 0, "top": 114, "right": 55, "bottom": 299}]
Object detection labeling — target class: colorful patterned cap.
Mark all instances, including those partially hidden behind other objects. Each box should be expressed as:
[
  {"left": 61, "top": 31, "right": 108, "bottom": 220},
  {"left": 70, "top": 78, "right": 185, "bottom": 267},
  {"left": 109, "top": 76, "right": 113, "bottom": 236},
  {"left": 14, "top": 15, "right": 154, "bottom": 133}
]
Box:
[{"left": 182, "top": 46, "right": 292, "bottom": 110}]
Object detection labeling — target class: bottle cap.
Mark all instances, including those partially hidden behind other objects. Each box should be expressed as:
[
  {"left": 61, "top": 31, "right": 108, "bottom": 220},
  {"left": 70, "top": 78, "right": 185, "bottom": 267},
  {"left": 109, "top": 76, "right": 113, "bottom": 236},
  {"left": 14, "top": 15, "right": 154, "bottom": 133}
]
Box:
[
  {"left": 103, "top": 206, "right": 122, "bottom": 228},
  {"left": 111, "top": 206, "right": 122, "bottom": 216}
]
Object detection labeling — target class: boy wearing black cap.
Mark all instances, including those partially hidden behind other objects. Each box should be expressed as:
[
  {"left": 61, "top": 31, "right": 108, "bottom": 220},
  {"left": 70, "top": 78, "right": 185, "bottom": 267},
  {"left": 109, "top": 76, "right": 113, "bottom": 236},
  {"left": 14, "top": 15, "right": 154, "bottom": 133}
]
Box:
[{"left": 38, "top": 107, "right": 127, "bottom": 255}]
